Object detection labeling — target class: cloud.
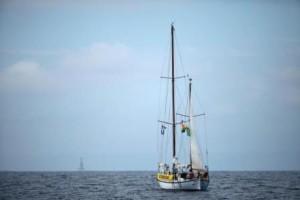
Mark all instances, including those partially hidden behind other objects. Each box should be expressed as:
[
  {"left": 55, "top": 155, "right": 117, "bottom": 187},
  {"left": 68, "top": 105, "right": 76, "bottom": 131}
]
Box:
[
  {"left": 0, "top": 48, "right": 67, "bottom": 57},
  {"left": 62, "top": 43, "right": 137, "bottom": 76},
  {"left": 0, "top": 42, "right": 156, "bottom": 92},
  {"left": 0, "top": 61, "right": 49, "bottom": 91}
]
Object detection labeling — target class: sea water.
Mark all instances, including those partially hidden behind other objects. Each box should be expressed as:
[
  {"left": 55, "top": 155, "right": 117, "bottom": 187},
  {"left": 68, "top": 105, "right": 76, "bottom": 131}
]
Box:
[{"left": 0, "top": 171, "right": 300, "bottom": 199}]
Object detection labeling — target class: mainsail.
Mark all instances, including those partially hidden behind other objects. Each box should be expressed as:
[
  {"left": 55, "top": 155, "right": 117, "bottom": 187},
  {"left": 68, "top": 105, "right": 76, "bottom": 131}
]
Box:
[
  {"left": 190, "top": 115, "right": 204, "bottom": 170},
  {"left": 189, "top": 81, "right": 204, "bottom": 170}
]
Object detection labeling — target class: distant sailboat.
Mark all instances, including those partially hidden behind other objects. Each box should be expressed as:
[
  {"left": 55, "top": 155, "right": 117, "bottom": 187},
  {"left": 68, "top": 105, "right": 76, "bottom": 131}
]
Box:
[
  {"left": 79, "top": 157, "right": 84, "bottom": 171},
  {"left": 156, "top": 24, "right": 209, "bottom": 191}
]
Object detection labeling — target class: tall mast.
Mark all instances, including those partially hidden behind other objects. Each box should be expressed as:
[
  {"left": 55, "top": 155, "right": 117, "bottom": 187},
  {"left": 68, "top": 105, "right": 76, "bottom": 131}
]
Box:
[
  {"left": 189, "top": 78, "right": 192, "bottom": 165},
  {"left": 171, "top": 24, "right": 176, "bottom": 159}
]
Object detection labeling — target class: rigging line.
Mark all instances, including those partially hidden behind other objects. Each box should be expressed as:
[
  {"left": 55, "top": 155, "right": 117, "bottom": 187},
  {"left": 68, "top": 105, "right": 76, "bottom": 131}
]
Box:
[
  {"left": 156, "top": 80, "right": 163, "bottom": 162},
  {"left": 184, "top": 79, "right": 189, "bottom": 116},
  {"left": 163, "top": 95, "right": 171, "bottom": 163},
  {"left": 193, "top": 86, "right": 206, "bottom": 113},
  {"left": 173, "top": 29, "right": 186, "bottom": 78},
  {"left": 162, "top": 37, "right": 172, "bottom": 165},
  {"left": 163, "top": 124, "right": 167, "bottom": 164},
  {"left": 159, "top": 27, "right": 172, "bottom": 123},
  {"left": 175, "top": 74, "right": 188, "bottom": 114},
  {"left": 184, "top": 75, "right": 189, "bottom": 115},
  {"left": 163, "top": 128, "right": 167, "bottom": 164},
  {"left": 160, "top": 32, "right": 171, "bottom": 77},
  {"left": 174, "top": 27, "right": 195, "bottom": 120},
  {"left": 179, "top": 33, "right": 188, "bottom": 105},
  {"left": 204, "top": 114, "right": 209, "bottom": 166},
  {"left": 177, "top": 123, "right": 183, "bottom": 159},
  {"left": 156, "top": 123, "right": 160, "bottom": 162},
  {"left": 159, "top": 32, "right": 171, "bottom": 116},
  {"left": 175, "top": 84, "right": 184, "bottom": 113},
  {"left": 162, "top": 30, "right": 173, "bottom": 164},
  {"left": 174, "top": 31, "right": 189, "bottom": 117},
  {"left": 156, "top": 64, "right": 169, "bottom": 162},
  {"left": 157, "top": 123, "right": 161, "bottom": 162},
  {"left": 160, "top": 126, "right": 164, "bottom": 162},
  {"left": 159, "top": 37, "right": 171, "bottom": 115},
  {"left": 190, "top": 78, "right": 208, "bottom": 166},
  {"left": 156, "top": 91, "right": 162, "bottom": 161},
  {"left": 164, "top": 102, "right": 172, "bottom": 164},
  {"left": 184, "top": 128, "right": 189, "bottom": 164},
  {"left": 157, "top": 32, "right": 171, "bottom": 163},
  {"left": 177, "top": 117, "right": 188, "bottom": 164},
  {"left": 165, "top": 130, "right": 171, "bottom": 164},
  {"left": 174, "top": 30, "right": 189, "bottom": 80},
  {"left": 163, "top": 40, "right": 172, "bottom": 121},
  {"left": 180, "top": 76, "right": 189, "bottom": 119},
  {"left": 185, "top": 117, "right": 189, "bottom": 164}
]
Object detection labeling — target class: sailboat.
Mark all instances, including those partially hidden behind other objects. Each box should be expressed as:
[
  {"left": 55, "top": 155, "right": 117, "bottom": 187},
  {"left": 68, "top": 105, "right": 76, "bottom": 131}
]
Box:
[
  {"left": 79, "top": 157, "right": 84, "bottom": 171},
  {"left": 156, "top": 24, "right": 209, "bottom": 191}
]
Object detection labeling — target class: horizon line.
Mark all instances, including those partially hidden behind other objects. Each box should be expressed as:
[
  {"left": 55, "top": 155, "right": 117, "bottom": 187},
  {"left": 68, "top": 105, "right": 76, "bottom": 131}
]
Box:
[{"left": 1, "top": 169, "right": 299, "bottom": 172}]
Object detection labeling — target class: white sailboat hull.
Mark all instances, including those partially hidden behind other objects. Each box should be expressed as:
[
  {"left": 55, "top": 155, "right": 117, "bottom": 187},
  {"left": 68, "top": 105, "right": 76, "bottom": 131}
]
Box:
[{"left": 157, "top": 178, "right": 208, "bottom": 191}]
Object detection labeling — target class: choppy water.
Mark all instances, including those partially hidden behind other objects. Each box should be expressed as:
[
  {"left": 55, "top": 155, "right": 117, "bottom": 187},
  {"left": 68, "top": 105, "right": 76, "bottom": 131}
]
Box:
[{"left": 0, "top": 171, "right": 300, "bottom": 199}]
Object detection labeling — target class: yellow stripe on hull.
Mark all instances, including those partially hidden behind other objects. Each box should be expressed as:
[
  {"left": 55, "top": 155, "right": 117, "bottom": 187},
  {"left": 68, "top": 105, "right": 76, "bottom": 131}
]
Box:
[{"left": 156, "top": 173, "right": 174, "bottom": 182}]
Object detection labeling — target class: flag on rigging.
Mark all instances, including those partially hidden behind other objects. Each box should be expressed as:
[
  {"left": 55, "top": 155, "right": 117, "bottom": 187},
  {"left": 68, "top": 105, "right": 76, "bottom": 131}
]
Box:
[
  {"left": 161, "top": 125, "right": 166, "bottom": 135},
  {"left": 181, "top": 122, "right": 191, "bottom": 136}
]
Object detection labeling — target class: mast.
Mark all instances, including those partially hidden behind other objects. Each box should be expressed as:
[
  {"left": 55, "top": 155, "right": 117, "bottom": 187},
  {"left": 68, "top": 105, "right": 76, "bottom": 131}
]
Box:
[
  {"left": 171, "top": 24, "right": 176, "bottom": 159},
  {"left": 189, "top": 78, "right": 192, "bottom": 165}
]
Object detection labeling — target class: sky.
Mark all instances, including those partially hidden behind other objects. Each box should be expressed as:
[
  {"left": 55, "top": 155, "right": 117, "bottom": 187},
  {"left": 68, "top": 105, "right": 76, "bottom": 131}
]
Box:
[{"left": 0, "top": 0, "right": 300, "bottom": 171}]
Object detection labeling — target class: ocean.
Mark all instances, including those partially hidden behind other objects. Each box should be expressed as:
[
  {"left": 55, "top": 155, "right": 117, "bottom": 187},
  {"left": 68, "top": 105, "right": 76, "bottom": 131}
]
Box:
[{"left": 0, "top": 171, "right": 299, "bottom": 199}]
